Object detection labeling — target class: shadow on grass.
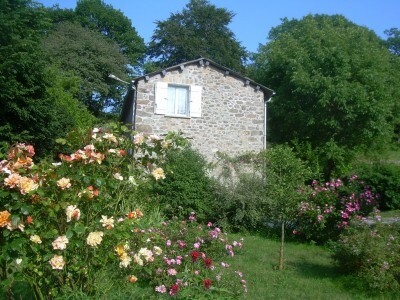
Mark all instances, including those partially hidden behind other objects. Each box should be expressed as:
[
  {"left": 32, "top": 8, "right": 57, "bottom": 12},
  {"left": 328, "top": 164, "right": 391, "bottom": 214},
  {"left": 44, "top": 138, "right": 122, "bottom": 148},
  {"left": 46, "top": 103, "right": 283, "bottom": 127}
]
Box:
[{"left": 289, "top": 261, "right": 342, "bottom": 279}]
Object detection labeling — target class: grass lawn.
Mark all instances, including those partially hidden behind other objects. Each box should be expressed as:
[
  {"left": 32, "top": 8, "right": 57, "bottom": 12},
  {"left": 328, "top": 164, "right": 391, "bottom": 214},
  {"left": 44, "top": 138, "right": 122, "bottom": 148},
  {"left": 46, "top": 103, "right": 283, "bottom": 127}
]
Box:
[{"left": 225, "top": 234, "right": 400, "bottom": 300}]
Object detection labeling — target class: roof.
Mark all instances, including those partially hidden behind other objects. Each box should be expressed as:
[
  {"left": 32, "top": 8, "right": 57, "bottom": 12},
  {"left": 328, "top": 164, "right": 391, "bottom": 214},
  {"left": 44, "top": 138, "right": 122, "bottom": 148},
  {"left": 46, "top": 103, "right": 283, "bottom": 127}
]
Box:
[{"left": 133, "top": 58, "right": 275, "bottom": 98}]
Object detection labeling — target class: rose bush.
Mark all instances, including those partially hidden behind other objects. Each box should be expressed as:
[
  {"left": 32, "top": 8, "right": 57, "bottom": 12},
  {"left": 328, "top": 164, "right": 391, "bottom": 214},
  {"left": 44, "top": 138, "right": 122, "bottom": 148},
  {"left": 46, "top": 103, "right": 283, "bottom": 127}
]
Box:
[
  {"left": 293, "top": 176, "right": 379, "bottom": 243},
  {"left": 0, "top": 124, "right": 246, "bottom": 299}
]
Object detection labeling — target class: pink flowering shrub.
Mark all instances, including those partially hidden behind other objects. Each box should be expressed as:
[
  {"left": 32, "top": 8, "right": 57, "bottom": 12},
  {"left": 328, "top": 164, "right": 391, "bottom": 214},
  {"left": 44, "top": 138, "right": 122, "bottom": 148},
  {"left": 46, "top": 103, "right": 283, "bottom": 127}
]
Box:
[
  {"left": 293, "top": 176, "right": 379, "bottom": 243},
  {"left": 0, "top": 124, "right": 246, "bottom": 299},
  {"left": 331, "top": 222, "right": 400, "bottom": 292}
]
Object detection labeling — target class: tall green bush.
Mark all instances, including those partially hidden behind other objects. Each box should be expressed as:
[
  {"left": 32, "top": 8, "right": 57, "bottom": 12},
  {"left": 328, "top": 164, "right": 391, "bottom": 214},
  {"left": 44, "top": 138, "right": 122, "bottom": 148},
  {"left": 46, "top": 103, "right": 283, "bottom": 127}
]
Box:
[
  {"left": 149, "top": 147, "right": 216, "bottom": 222},
  {"left": 331, "top": 222, "right": 400, "bottom": 292},
  {"left": 352, "top": 162, "right": 400, "bottom": 210}
]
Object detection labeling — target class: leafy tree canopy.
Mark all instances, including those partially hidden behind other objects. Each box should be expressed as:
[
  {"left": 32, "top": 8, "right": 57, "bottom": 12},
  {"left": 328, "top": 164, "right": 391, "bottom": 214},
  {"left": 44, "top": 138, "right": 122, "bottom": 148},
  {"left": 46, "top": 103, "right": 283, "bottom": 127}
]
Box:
[
  {"left": 75, "top": 0, "right": 146, "bottom": 68},
  {"left": 253, "top": 14, "right": 400, "bottom": 176},
  {"left": 146, "top": 0, "right": 247, "bottom": 72},
  {"left": 385, "top": 27, "right": 400, "bottom": 56},
  {"left": 0, "top": 0, "right": 91, "bottom": 157},
  {"left": 42, "top": 21, "right": 129, "bottom": 115}
]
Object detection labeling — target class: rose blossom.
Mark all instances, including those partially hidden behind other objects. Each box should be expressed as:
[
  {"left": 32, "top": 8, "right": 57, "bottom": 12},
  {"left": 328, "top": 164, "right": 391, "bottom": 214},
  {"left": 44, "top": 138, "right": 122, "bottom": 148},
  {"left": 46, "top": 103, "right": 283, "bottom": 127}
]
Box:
[
  {"left": 30, "top": 235, "right": 42, "bottom": 244},
  {"left": 66, "top": 205, "right": 80, "bottom": 222},
  {"left": 151, "top": 168, "right": 165, "bottom": 180},
  {"left": 49, "top": 255, "right": 65, "bottom": 270},
  {"left": 52, "top": 236, "right": 69, "bottom": 250},
  {"left": 87, "top": 231, "right": 103, "bottom": 247},
  {"left": 57, "top": 177, "right": 71, "bottom": 189}
]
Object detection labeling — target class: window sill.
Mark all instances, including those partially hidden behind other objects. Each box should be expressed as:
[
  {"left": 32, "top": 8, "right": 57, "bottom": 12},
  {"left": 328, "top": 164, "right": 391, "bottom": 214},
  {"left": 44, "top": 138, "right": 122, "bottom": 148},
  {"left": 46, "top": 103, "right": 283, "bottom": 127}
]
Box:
[{"left": 164, "top": 114, "right": 191, "bottom": 119}]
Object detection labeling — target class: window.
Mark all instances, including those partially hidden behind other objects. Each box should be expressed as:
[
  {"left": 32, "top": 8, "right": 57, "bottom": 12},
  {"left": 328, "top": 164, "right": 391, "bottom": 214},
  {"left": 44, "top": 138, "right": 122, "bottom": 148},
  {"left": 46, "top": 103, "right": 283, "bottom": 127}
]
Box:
[
  {"left": 155, "top": 82, "right": 202, "bottom": 118},
  {"left": 167, "top": 85, "right": 189, "bottom": 116}
]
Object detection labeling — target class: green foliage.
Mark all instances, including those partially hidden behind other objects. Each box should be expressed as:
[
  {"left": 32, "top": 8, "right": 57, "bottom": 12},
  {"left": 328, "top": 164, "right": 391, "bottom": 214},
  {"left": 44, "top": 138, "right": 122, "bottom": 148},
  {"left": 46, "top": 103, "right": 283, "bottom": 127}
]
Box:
[
  {"left": 331, "top": 222, "right": 400, "bottom": 292},
  {"left": 75, "top": 0, "right": 146, "bottom": 67},
  {"left": 0, "top": 0, "right": 90, "bottom": 157},
  {"left": 212, "top": 153, "right": 266, "bottom": 232},
  {"left": 42, "top": 21, "right": 129, "bottom": 115},
  {"left": 46, "top": 67, "right": 96, "bottom": 129},
  {"left": 294, "top": 176, "right": 379, "bottom": 244},
  {"left": 263, "top": 145, "right": 311, "bottom": 222},
  {"left": 385, "top": 27, "right": 400, "bottom": 56},
  {"left": 352, "top": 162, "right": 400, "bottom": 210},
  {"left": 253, "top": 14, "right": 400, "bottom": 177},
  {"left": 147, "top": 0, "right": 247, "bottom": 72},
  {"left": 149, "top": 147, "right": 216, "bottom": 222}
]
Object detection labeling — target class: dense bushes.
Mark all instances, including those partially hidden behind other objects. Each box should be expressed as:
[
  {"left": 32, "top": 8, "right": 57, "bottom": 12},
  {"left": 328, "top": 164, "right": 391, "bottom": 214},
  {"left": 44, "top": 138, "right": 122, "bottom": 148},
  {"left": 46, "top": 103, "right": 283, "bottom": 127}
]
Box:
[
  {"left": 352, "top": 162, "right": 400, "bottom": 210},
  {"left": 0, "top": 125, "right": 246, "bottom": 298},
  {"left": 293, "top": 176, "right": 379, "bottom": 243},
  {"left": 149, "top": 147, "right": 217, "bottom": 222},
  {"left": 331, "top": 222, "right": 400, "bottom": 292}
]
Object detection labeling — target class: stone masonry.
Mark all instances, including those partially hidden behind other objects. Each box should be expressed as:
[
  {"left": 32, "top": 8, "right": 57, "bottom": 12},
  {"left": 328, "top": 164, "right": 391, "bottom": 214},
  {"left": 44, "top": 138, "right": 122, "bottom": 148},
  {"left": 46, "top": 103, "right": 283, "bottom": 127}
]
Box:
[{"left": 133, "top": 61, "right": 268, "bottom": 161}]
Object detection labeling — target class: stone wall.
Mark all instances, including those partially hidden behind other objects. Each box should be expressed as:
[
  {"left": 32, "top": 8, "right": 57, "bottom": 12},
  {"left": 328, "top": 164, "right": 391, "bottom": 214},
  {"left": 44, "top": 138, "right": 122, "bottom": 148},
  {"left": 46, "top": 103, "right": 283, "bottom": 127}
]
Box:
[{"left": 135, "top": 63, "right": 266, "bottom": 161}]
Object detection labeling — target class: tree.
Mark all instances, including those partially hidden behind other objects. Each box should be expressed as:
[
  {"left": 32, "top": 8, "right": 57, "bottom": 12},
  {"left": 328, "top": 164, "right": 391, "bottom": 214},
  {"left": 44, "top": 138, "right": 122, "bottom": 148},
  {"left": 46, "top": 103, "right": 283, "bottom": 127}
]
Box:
[
  {"left": 146, "top": 0, "right": 247, "bottom": 72},
  {"left": 385, "top": 27, "right": 400, "bottom": 56},
  {"left": 253, "top": 15, "right": 400, "bottom": 176},
  {"left": 263, "top": 145, "right": 311, "bottom": 270},
  {"left": 42, "top": 22, "right": 129, "bottom": 115},
  {"left": 75, "top": 0, "right": 146, "bottom": 68},
  {"left": 0, "top": 0, "right": 91, "bottom": 157}
]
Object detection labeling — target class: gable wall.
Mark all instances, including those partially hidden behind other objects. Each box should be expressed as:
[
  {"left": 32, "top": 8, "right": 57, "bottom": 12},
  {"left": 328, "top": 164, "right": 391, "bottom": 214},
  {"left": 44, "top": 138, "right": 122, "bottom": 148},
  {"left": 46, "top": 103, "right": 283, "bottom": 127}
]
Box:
[{"left": 135, "top": 64, "right": 265, "bottom": 160}]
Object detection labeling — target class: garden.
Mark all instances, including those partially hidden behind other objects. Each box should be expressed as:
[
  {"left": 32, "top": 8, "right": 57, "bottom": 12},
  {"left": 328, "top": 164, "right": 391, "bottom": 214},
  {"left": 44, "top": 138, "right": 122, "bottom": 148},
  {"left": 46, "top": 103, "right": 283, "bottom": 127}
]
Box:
[{"left": 1, "top": 124, "right": 400, "bottom": 299}]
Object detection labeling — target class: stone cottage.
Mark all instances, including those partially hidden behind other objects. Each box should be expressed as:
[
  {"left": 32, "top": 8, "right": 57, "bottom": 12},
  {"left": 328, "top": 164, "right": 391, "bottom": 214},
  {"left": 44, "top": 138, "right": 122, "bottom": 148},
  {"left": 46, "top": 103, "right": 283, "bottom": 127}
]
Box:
[{"left": 121, "top": 58, "right": 274, "bottom": 160}]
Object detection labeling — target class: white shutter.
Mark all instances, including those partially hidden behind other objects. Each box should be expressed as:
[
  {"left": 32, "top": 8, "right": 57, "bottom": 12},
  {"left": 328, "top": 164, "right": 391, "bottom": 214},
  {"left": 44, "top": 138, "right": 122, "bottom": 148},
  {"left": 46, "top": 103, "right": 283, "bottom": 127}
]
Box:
[
  {"left": 154, "top": 82, "right": 168, "bottom": 114},
  {"left": 190, "top": 85, "right": 202, "bottom": 118}
]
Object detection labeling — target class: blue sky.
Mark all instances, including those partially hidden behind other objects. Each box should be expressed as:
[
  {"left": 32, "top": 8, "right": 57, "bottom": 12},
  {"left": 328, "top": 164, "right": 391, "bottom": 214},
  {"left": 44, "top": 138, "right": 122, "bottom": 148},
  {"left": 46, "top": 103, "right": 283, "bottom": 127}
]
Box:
[{"left": 40, "top": 0, "right": 399, "bottom": 53}]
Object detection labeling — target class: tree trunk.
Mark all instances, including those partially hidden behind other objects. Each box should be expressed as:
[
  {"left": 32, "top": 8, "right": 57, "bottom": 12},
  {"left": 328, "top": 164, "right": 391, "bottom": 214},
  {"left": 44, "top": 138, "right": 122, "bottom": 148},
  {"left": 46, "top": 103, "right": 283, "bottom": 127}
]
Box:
[{"left": 279, "top": 221, "right": 285, "bottom": 270}]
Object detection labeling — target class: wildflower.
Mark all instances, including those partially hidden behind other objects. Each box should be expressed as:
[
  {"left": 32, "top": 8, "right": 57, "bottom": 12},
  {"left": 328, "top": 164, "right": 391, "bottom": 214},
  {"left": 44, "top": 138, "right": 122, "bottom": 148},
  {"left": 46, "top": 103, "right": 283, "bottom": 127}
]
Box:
[
  {"left": 49, "top": 255, "right": 65, "bottom": 270},
  {"left": 235, "top": 270, "right": 243, "bottom": 277},
  {"left": 86, "top": 231, "right": 104, "bottom": 247},
  {"left": 166, "top": 240, "right": 171, "bottom": 247},
  {"left": 52, "top": 236, "right": 69, "bottom": 250},
  {"left": 167, "top": 268, "right": 178, "bottom": 276},
  {"left": 30, "top": 235, "right": 42, "bottom": 244},
  {"left": 0, "top": 210, "right": 11, "bottom": 227},
  {"left": 100, "top": 215, "right": 114, "bottom": 229},
  {"left": 139, "top": 247, "right": 154, "bottom": 262},
  {"left": 26, "top": 216, "right": 33, "bottom": 224},
  {"left": 66, "top": 205, "right": 80, "bottom": 222},
  {"left": 190, "top": 251, "right": 201, "bottom": 262},
  {"left": 151, "top": 168, "right": 165, "bottom": 180},
  {"left": 161, "top": 141, "right": 170, "bottom": 149},
  {"left": 203, "top": 279, "right": 212, "bottom": 290},
  {"left": 221, "top": 262, "right": 230, "bottom": 268},
  {"left": 177, "top": 240, "right": 185, "bottom": 249},
  {"left": 153, "top": 246, "right": 162, "bottom": 255},
  {"left": 128, "top": 275, "right": 138, "bottom": 283},
  {"left": 16, "top": 258, "right": 22, "bottom": 265},
  {"left": 155, "top": 285, "right": 167, "bottom": 293},
  {"left": 194, "top": 242, "right": 200, "bottom": 249},
  {"left": 113, "top": 173, "right": 123, "bottom": 181},
  {"left": 128, "top": 176, "right": 137, "bottom": 186},
  {"left": 207, "top": 222, "right": 213, "bottom": 227},
  {"left": 133, "top": 254, "right": 144, "bottom": 266},
  {"left": 169, "top": 284, "right": 179, "bottom": 296},
  {"left": 57, "top": 177, "right": 71, "bottom": 189},
  {"left": 52, "top": 162, "right": 62, "bottom": 167},
  {"left": 194, "top": 270, "right": 199, "bottom": 275},
  {"left": 203, "top": 258, "right": 213, "bottom": 268},
  {"left": 119, "top": 253, "right": 132, "bottom": 268}
]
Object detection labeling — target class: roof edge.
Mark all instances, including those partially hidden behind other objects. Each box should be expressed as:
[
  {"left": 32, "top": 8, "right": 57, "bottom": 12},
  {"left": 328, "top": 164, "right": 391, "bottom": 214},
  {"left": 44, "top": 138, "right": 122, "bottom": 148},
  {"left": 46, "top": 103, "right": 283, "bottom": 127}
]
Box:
[{"left": 133, "top": 58, "right": 275, "bottom": 97}]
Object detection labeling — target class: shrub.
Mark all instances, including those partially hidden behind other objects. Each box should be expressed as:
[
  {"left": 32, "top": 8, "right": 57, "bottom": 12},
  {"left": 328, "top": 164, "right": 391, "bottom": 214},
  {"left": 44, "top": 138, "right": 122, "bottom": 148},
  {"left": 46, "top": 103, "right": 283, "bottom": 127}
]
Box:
[
  {"left": 331, "top": 222, "right": 400, "bottom": 292},
  {"left": 149, "top": 147, "right": 216, "bottom": 222},
  {"left": 293, "top": 176, "right": 379, "bottom": 243},
  {"left": 0, "top": 125, "right": 246, "bottom": 298},
  {"left": 212, "top": 152, "right": 266, "bottom": 232},
  {"left": 352, "top": 162, "right": 400, "bottom": 210}
]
